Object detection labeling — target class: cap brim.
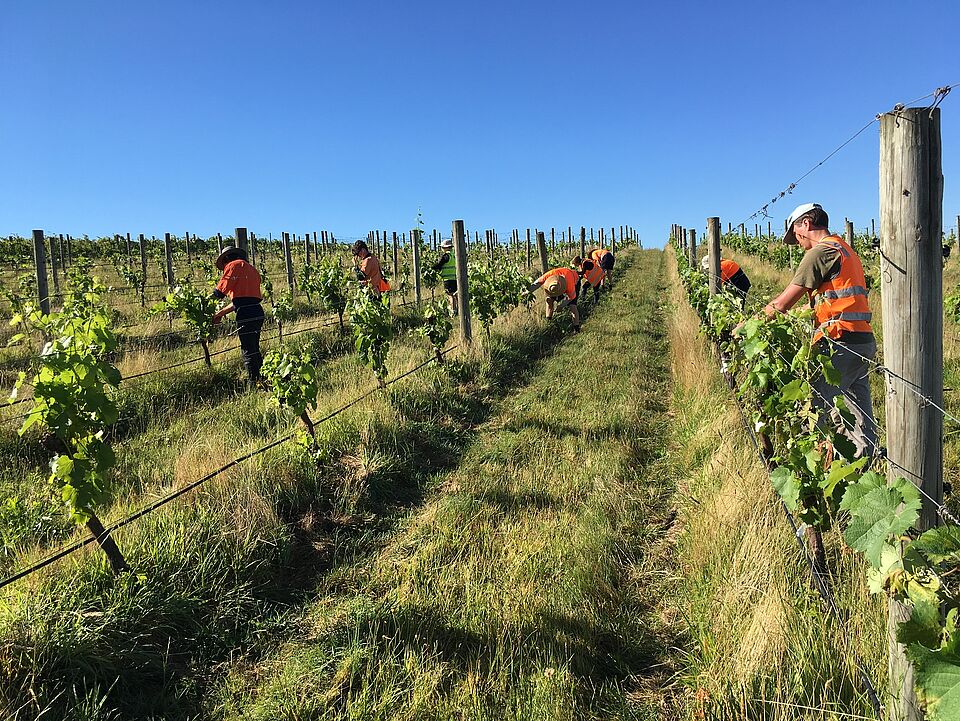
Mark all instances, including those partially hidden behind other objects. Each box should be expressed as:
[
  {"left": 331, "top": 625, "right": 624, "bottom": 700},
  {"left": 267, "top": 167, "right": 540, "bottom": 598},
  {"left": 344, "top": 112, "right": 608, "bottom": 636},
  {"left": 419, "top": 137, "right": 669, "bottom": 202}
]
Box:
[
  {"left": 782, "top": 227, "right": 798, "bottom": 246},
  {"left": 215, "top": 251, "right": 231, "bottom": 270}
]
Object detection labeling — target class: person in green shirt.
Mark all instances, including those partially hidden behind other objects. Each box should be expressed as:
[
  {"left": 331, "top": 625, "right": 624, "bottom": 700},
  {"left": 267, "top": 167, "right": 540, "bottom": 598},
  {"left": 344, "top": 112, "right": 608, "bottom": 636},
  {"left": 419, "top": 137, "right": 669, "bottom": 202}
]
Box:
[{"left": 432, "top": 238, "right": 459, "bottom": 315}]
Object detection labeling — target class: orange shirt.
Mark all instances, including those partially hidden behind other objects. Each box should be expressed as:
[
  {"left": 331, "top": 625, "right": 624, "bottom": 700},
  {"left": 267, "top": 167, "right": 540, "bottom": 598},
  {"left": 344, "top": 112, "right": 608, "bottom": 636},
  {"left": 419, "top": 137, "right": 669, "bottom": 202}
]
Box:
[
  {"left": 215, "top": 259, "right": 262, "bottom": 300},
  {"left": 535, "top": 267, "right": 579, "bottom": 301},
  {"left": 590, "top": 248, "right": 612, "bottom": 265},
  {"left": 720, "top": 259, "right": 740, "bottom": 283},
  {"left": 360, "top": 254, "right": 390, "bottom": 293}
]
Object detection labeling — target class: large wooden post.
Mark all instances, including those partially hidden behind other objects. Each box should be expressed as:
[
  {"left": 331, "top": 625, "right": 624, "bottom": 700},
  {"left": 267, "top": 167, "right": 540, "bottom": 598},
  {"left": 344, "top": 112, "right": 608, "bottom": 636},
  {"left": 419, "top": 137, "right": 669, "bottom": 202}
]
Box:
[
  {"left": 579, "top": 226, "right": 586, "bottom": 259},
  {"left": 235, "top": 227, "right": 248, "bottom": 254},
  {"left": 707, "top": 217, "right": 721, "bottom": 295},
  {"left": 536, "top": 231, "right": 549, "bottom": 274},
  {"left": 282, "top": 232, "right": 294, "bottom": 292},
  {"left": 687, "top": 228, "right": 696, "bottom": 265},
  {"left": 411, "top": 228, "right": 422, "bottom": 305},
  {"left": 48, "top": 232, "right": 60, "bottom": 297},
  {"left": 846, "top": 219, "right": 855, "bottom": 245},
  {"left": 305, "top": 231, "right": 312, "bottom": 265},
  {"left": 452, "top": 220, "right": 471, "bottom": 345},
  {"left": 32, "top": 230, "right": 50, "bottom": 315},
  {"left": 138, "top": 233, "right": 147, "bottom": 286},
  {"left": 163, "top": 232, "right": 174, "bottom": 289},
  {"left": 880, "top": 106, "right": 943, "bottom": 721},
  {"left": 525, "top": 229, "right": 532, "bottom": 269}
]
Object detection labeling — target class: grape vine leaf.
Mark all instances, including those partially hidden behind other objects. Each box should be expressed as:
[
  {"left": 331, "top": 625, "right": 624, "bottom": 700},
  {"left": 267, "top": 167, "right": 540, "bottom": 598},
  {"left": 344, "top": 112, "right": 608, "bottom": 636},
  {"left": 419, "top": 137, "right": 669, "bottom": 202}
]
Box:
[
  {"left": 911, "top": 643, "right": 960, "bottom": 721},
  {"left": 913, "top": 525, "right": 960, "bottom": 565},
  {"left": 840, "top": 472, "right": 921, "bottom": 566},
  {"left": 770, "top": 466, "right": 801, "bottom": 512}
]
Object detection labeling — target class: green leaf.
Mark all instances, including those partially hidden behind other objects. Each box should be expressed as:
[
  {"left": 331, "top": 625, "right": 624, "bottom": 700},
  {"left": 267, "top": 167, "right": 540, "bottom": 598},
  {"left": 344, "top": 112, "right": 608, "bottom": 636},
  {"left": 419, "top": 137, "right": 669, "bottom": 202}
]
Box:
[
  {"left": 914, "top": 525, "right": 960, "bottom": 565},
  {"left": 898, "top": 579, "right": 943, "bottom": 649},
  {"left": 780, "top": 379, "right": 808, "bottom": 402},
  {"left": 770, "top": 466, "right": 801, "bottom": 512},
  {"left": 820, "top": 457, "right": 867, "bottom": 498},
  {"left": 911, "top": 645, "right": 960, "bottom": 721},
  {"left": 821, "top": 357, "right": 842, "bottom": 386},
  {"left": 842, "top": 473, "right": 922, "bottom": 566}
]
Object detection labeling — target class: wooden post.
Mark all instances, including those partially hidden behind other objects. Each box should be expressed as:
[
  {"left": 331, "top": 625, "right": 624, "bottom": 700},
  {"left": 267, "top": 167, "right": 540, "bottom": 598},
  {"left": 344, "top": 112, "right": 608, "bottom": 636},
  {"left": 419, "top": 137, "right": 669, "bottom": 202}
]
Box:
[
  {"left": 282, "top": 232, "right": 294, "bottom": 292},
  {"left": 452, "top": 220, "right": 471, "bottom": 345},
  {"left": 250, "top": 233, "right": 258, "bottom": 267},
  {"left": 536, "top": 231, "right": 549, "bottom": 274},
  {"left": 412, "top": 228, "right": 422, "bottom": 305},
  {"left": 305, "top": 231, "right": 312, "bottom": 265},
  {"left": 687, "top": 228, "right": 696, "bottom": 265},
  {"left": 185, "top": 231, "right": 192, "bottom": 264},
  {"left": 48, "top": 232, "right": 60, "bottom": 297},
  {"left": 707, "top": 217, "right": 721, "bottom": 295},
  {"left": 31, "top": 230, "right": 50, "bottom": 315},
  {"left": 524, "top": 229, "right": 531, "bottom": 269},
  {"left": 163, "top": 232, "right": 174, "bottom": 288},
  {"left": 392, "top": 231, "right": 399, "bottom": 281},
  {"left": 846, "top": 219, "right": 855, "bottom": 245},
  {"left": 612, "top": 227, "right": 617, "bottom": 255},
  {"left": 235, "top": 227, "right": 248, "bottom": 254},
  {"left": 880, "top": 106, "right": 943, "bottom": 721},
  {"left": 138, "top": 233, "right": 148, "bottom": 286},
  {"left": 217, "top": 233, "right": 223, "bottom": 254}
]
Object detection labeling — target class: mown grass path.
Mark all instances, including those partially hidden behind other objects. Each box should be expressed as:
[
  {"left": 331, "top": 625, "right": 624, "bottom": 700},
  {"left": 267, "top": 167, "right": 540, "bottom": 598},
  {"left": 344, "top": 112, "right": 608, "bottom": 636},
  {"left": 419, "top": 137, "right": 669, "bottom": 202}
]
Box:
[{"left": 219, "top": 249, "right": 680, "bottom": 720}]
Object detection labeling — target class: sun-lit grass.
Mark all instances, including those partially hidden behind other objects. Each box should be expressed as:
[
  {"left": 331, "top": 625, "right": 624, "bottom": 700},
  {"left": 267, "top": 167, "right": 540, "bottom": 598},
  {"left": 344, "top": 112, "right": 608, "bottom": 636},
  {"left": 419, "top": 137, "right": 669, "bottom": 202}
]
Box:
[{"left": 664, "top": 250, "right": 886, "bottom": 720}]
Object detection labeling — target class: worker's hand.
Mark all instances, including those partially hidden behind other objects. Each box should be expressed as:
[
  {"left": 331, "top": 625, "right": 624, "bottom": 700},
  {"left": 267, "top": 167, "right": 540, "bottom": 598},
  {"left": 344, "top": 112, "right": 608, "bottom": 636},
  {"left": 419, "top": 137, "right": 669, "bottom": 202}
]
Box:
[{"left": 212, "top": 313, "right": 223, "bottom": 325}]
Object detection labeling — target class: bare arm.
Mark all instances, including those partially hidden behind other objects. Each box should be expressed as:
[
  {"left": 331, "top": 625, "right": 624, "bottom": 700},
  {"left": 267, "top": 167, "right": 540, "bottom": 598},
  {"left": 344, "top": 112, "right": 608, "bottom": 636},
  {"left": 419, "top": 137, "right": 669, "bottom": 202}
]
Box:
[{"left": 763, "top": 284, "right": 809, "bottom": 319}]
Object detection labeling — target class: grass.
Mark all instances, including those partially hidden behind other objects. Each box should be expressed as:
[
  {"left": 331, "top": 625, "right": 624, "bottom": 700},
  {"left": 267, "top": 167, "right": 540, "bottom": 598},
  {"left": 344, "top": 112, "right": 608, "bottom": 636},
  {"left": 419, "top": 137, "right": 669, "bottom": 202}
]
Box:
[
  {"left": 206, "top": 249, "right": 680, "bottom": 720},
  {"left": 0, "top": 253, "right": 632, "bottom": 720},
  {"left": 665, "top": 249, "right": 887, "bottom": 719}
]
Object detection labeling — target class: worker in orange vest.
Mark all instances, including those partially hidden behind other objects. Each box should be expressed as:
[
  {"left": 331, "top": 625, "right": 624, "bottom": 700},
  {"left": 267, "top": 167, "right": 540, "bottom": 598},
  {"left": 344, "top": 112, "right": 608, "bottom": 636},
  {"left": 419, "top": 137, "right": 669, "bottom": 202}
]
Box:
[
  {"left": 762, "top": 202, "right": 876, "bottom": 458},
  {"left": 700, "top": 256, "right": 751, "bottom": 308},
  {"left": 529, "top": 266, "right": 581, "bottom": 331},
  {"left": 573, "top": 255, "right": 605, "bottom": 305},
  {"left": 589, "top": 247, "right": 615, "bottom": 286},
  {"left": 211, "top": 245, "right": 264, "bottom": 388},
  {"left": 351, "top": 241, "right": 391, "bottom": 298}
]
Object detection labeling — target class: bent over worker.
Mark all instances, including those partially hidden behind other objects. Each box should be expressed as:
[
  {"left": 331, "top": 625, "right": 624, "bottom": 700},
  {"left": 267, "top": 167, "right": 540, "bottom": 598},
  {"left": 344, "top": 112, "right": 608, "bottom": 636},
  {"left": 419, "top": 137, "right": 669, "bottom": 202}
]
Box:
[
  {"left": 763, "top": 202, "right": 876, "bottom": 458},
  {"left": 352, "top": 241, "right": 391, "bottom": 298},
  {"left": 589, "top": 247, "right": 615, "bottom": 286},
  {"left": 432, "top": 238, "right": 458, "bottom": 315},
  {"left": 529, "top": 266, "right": 581, "bottom": 332},
  {"left": 211, "top": 245, "right": 264, "bottom": 388},
  {"left": 701, "top": 255, "right": 751, "bottom": 308},
  {"left": 573, "top": 255, "right": 604, "bottom": 305}
]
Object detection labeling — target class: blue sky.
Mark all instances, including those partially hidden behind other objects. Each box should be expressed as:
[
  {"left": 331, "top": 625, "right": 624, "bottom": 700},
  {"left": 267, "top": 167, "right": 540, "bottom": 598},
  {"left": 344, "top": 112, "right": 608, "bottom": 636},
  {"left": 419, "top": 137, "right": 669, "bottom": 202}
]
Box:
[{"left": 1, "top": 0, "right": 958, "bottom": 245}]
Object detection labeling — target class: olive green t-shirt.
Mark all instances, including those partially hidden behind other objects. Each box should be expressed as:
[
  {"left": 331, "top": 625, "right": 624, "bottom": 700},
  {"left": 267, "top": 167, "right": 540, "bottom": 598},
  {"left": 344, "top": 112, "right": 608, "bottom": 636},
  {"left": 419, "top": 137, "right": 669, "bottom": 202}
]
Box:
[{"left": 791, "top": 241, "right": 841, "bottom": 290}]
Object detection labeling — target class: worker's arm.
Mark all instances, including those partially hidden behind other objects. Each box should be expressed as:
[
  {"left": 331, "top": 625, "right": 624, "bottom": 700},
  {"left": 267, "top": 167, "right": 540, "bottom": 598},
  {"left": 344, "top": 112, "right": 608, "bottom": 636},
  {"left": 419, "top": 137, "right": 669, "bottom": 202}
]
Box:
[
  {"left": 763, "top": 284, "right": 809, "bottom": 319},
  {"left": 212, "top": 302, "right": 235, "bottom": 324}
]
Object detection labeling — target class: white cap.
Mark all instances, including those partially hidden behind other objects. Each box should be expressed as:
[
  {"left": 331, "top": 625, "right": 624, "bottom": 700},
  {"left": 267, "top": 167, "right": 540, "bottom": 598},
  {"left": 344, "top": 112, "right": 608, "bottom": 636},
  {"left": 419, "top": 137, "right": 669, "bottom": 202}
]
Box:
[
  {"left": 782, "top": 202, "right": 823, "bottom": 246},
  {"left": 441, "top": 238, "right": 453, "bottom": 249},
  {"left": 700, "top": 256, "right": 710, "bottom": 271}
]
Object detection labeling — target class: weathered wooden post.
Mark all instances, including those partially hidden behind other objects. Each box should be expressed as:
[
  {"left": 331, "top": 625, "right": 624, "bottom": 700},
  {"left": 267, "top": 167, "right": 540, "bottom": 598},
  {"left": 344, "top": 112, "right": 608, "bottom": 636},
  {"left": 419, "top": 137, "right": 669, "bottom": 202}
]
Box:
[
  {"left": 138, "top": 233, "right": 148, "bottom": 295},
  {"left": 31, "top": 230, "right": 50, "bottom": 315},
  {"left": 452, "top": 220, "right": 471, "bottom": 345},
  {"left": 536, "top": 231, "right": 549, "bottom": 275},
  {"left": 235, "top": 227, "right": 248, "bottom": 254},
  {"left": 412, "top": 228, "right": 422, "bottom": 305},
  {"left": 880, "top": 106, "right": 943, "bottom": 721},
  {"left": 163, "top": 232, "right": 174, "bottom": 289},
  {"left": 184, "top": 231, "right": 192, "bottom": 265},
  {"left": 216, "top": 233, "right": 223, "bottom": 254},
  {"left": 48, "top": 232, "right": 60, "bottom": 297},
  {"left": 305, "top": 231, "right": 312, "bottom": 265},
  {"left": 687, "top": 229, "right": 696, "bottom": 265},
  {"left": 846, "top": 219, "right": 855, "bottom": 245},
  {"left": 282, "top": 232, "right": 294, "bottom": 292},
  {"left": 392, "top": 232, "right": 400, "bottom": 281},
  {"left": 707, "top": 217, "right": 721, "bottom": 295},
  {"left": 612, "top": 227, "right": 617, "bottom": 255}
]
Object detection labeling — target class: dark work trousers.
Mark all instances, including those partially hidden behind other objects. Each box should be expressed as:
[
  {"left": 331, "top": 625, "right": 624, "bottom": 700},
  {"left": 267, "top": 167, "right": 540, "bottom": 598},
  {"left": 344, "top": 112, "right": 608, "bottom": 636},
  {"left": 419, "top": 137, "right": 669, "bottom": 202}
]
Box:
[
  {"left": 728, "top": 270, "right": 752, "bottom": 309},
  {"left": 238, "top": 318, "right": 264, "bottom": 385}
]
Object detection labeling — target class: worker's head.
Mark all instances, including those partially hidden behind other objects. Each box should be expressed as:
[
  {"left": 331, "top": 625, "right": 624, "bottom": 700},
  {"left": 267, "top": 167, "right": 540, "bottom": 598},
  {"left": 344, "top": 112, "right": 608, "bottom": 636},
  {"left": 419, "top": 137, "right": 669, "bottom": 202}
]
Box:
[
  {"left": 352, "top": 241, "right": 370, "bottom": 258},
  {"left": 783, "top": 203, "right": 829, "bottom": 246},
  {"left": 700, "top": 256, "right": 710, "bottom": 272},
  {"left": 441, "top": 239, "right": 453, "bottom": 250},
  {"left": 543, "top": 274, "right": 566, "bottom": 299},
  {"left": 215, "top": 245, "right": 249, "bottom": 271},
  {"left": 572, "top": 255, "right": 583, "bottom": 266}
]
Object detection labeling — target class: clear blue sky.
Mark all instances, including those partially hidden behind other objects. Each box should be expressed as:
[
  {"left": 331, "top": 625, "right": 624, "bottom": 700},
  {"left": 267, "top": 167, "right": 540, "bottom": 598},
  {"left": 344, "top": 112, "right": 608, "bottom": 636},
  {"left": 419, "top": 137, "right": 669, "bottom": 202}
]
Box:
[{"left": 2, "top": 0, "right": 958, "bottom": 245}]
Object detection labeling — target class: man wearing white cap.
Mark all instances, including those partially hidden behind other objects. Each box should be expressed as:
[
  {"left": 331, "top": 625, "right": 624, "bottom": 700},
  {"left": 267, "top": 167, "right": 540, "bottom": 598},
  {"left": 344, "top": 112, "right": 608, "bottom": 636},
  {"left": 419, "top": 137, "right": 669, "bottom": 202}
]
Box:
[
  {"left": 762, "top": 202, "right": 876, "bottom": 458},
  {"left": 431, "top": 238, "right": 458, "bottom": 315}
]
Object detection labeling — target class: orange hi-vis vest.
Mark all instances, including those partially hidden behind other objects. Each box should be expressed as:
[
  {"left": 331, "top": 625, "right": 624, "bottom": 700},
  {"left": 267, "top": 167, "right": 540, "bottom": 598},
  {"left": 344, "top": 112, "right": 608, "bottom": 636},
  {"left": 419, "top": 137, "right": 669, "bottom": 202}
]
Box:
[
  {"left": 720, "top": 259, "right": 740, "bottom": 283},
  {"left": 581, "top": 260, "right": 605, "bottom": 287},
  {"left": 811, "top": 235, "right": 872, "bottom": 344},
  {"left": 590, "top": 248, "right": 611, "bottom": 265}
]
